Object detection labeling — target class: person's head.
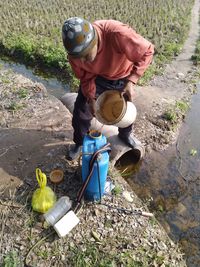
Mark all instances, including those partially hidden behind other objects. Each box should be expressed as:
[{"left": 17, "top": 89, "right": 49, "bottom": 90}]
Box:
[{"left": 62, "top": 17, "right": 98, "bottom": 62}]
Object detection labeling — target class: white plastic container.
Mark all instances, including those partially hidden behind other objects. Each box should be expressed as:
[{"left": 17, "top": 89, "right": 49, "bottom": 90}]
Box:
[
  {"left": 53, "top": 210, "right": 80, "bottom": 238},
  {"left": 95, "top": 90, "right": 137, "bottom": 128},
  {"left": 43, "top": 196, "right": 72, "bottom": 226}
]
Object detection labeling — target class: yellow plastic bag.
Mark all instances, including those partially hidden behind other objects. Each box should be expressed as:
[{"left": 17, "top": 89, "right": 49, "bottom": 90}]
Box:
[{"left": 31, "top": 168, "right": 57, "bottom": 213}]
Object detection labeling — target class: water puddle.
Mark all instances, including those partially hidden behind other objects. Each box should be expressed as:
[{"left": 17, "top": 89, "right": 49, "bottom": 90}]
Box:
[
  {"left": 0, "top": 58, "right": 70, "bottom": 98},
  {"left": 117, "top": 84, "right": 200, "bottom": 267}
]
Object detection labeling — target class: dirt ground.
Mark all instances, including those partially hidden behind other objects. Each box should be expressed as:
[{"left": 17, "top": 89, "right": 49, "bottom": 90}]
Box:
[{"left": 0, "top": 0, "right": 199, "bottom": 266}]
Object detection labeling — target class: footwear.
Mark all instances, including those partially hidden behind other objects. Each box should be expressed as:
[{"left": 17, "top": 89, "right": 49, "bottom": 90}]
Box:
[
  {"left": 67, "top": 144, "right": 82, "bottom": 161},
  {"left": 118, "top": 134, "right": 145, "bottom": 161}
]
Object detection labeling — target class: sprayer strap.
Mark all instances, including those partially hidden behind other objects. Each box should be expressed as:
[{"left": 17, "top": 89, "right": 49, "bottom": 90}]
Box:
[{"left": 75, "top": 143, "right": 111, "bottom": 209}]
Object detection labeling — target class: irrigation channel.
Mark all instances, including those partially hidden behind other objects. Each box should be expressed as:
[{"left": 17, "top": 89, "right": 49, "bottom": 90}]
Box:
[
  {"left": 1, "top": 59, "right": 200, "bottom": 266},
  {"left": 0, "top": 59, "right": 69, "bottom": 98},
  {"left": 118, "top": 85, "right": 200, "bottom": 267}
]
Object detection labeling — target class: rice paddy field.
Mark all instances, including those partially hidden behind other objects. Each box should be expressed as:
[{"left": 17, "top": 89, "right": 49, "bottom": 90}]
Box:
[{"left": 0, "top": 0, "right": 195, "bottom": 83}]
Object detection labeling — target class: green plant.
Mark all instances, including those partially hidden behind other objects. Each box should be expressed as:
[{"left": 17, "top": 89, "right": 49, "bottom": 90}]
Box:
[
  {"left": 176, "top": 100, "right": 189, "bottom": 112},
  {"left": 70, "top": 242, "right": 142, "bottom": 267},
  {"left": 158, "top": 204, "right": 164, "bottom": 212},
  {"left": 149, "top": 217, "right": 157, "bottom": 227},
  {"left": 2, "top": 251, "right": 21, "bottom": 267},
  {"left": 35, "top": 243, "right": 60, "bottom": 260},
  {"left": 70, "top": 73, "right": 80, "bottom": 91},
  {"left": 191, "top": 40, "right": 200, "bottom": 65},
  {"left": 112, "top": 184, "right": 122, "bottom": 195},
  {"left": 1, "top": 33, "right": 71, "bottom": 78},
  {"left": 190, "top": 148, "right": 197, "bottom": 156},
  {"left": 1, "top": 77, "right": 10, "bottom": 84},
  {"left": 138, "top": 64, "right": 158, "bottom": 85},
  {"left": 17, "top": 88, "right": 29, "bottom": 98},
  {"left": 163, "top": 110, "right": 177, "bottom": 123},
  {"left": 7, "top": 101, "right": 24, "bottom": 111},
  {"left": 163, "top": 42, "right": 182, "bottom": 58},
  {"left": 36, "top": 249, "right": 49, "bottom": 260}
]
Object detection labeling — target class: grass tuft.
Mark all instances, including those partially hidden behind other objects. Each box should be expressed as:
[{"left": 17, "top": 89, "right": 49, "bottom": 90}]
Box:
[{"left": 2, "top": 251, "right": 21, "bottom": 267}]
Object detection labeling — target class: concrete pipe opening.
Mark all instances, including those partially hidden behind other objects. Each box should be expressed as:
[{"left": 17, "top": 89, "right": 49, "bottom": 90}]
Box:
[{"left": 114, "top": 149, "right": 143, "bottom": 174}]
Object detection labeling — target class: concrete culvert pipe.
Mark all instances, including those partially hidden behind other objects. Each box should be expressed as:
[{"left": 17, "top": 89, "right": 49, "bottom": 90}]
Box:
[{"left": 60, "top": 93, "right": 145, "bottom": 166}]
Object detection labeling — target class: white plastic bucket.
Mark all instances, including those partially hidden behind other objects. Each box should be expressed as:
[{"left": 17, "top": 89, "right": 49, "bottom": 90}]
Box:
[{"left": 95, "top": 90, "right": 137, "bottom": 128}]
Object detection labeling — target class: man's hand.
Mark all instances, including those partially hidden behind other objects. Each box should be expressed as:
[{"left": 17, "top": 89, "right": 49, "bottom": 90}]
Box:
[
  {"left": 123, "top": 81, "right": 136, "bottom": 102},
  {"left": 88, "top": 98, "right": 96, "bottom": 116}
]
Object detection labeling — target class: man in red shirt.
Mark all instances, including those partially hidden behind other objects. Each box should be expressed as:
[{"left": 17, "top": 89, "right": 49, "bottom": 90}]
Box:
[{"left": 62, "top": 17, "right": 154, "bottom": 160}]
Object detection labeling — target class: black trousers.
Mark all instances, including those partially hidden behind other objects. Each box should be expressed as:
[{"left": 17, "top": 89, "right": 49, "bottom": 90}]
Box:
[{"left": 72, "top": 76, "right": 133, "bottom": 145}]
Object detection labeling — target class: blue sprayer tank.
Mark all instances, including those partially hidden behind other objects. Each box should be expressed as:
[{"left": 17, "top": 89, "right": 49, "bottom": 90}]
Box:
[{"left": 82, "top": 131, "right": 109, "bottom": 201}]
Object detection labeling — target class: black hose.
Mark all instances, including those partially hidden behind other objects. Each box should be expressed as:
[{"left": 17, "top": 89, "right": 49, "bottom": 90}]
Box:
[{"left": 97, "top": 160, "right": 102, "bottom": 202}]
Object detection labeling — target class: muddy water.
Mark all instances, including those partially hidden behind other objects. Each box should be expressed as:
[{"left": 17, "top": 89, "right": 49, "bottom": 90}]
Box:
[
  {"left": 118, "top": 85, "right": 200, "bottom": 267},
  {"left": 0, "top": 59, "right": 70, "bottom": 98}
]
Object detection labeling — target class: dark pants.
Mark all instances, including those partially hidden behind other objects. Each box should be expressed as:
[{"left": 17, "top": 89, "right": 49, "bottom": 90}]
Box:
[{"left": 72, "top": 76, "right": 133, "bottom": 145}]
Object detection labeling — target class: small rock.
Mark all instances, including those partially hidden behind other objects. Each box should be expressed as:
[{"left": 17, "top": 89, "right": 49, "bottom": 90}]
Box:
[
  {"left": 91, "top": 230, "right": 101, "bottom": 242},
  {"left": 94, "top": 208, "right": 101, "bottom": 217},
  {"left": 177, "top": 72, "right": 185, "bottom": 78},
  {"left": 61, "top": 254, "right": 65, "bottom": 261},
  {"left": 122, "top": 191, "right": 134, "bottom": 202},
  {"left": 20, "top": 245, "right": 25, "bottom": 251}
]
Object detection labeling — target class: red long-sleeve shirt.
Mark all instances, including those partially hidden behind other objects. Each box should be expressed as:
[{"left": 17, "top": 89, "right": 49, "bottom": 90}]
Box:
[{"left": 68, "top": 20, "right": 154, "bottom": 100}]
